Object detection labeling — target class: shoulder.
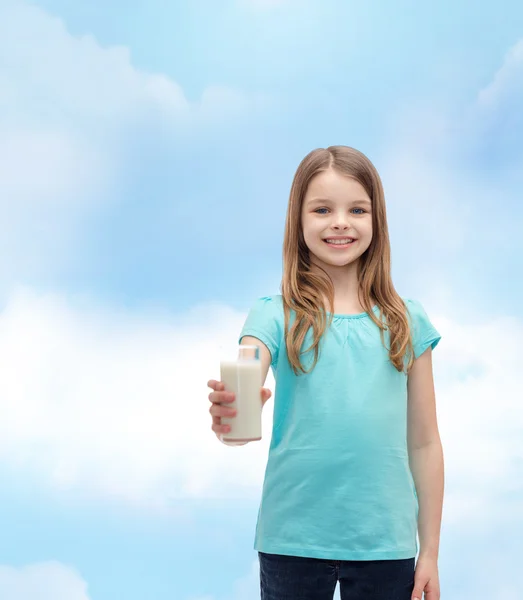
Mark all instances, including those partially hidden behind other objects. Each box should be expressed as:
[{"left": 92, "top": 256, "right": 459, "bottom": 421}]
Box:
[
  {"left": 402, "top": 297, "right": 427, "bottom": 317},
  {"left": 401, "top": 297, "right": 434, "bottom": 329},
  {"left": 401, "top": 297, "right": 442, "bottom": 357},
  {"left": 258, "top": 294, "right": 283, "bottom": 305},
  {"left": 240, "top": 295, "right": 284, "bottom": 364},
  {"left": 251, "top": 294, "right": 284, "bottom": 315},
  {"left": 243, "top": 294, "right": 284, "bottom": 326}
]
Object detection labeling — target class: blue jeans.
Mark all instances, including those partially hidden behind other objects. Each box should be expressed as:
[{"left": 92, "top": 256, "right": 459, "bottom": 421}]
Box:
[{"left": 259, "top": 552, "right": 415, "bottom": 600}]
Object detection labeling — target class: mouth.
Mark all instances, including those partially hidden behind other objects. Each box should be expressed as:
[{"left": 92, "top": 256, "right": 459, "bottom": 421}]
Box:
[{"left": 323, "top": 238, "right": 357, "bottom": 248}]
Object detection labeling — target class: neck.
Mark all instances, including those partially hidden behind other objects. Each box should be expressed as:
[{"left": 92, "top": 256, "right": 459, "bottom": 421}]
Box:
[{"left": 310, "top": 259, "right": 369, "bottom": 312}]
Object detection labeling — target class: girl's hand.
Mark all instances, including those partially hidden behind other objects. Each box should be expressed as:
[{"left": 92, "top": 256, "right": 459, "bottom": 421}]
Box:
[
  {"left": 207, "top": 379, "right": 272, "bottom": 439},
  {"left": 412, "top": 555, "right": 440, "bottom": 600}
]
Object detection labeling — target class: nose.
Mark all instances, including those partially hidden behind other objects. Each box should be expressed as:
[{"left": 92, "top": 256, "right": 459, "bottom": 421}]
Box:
[
  {"left": 332, "top": 215, "right": 351, "bottom": 230},
  {"left": 329, "top": 213, "right": 355, "bottom": 237}
]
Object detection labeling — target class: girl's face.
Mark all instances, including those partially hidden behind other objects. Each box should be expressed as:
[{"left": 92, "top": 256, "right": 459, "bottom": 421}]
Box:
[{"left": 301, "top": 168, "right": 373, "bottom": 270}]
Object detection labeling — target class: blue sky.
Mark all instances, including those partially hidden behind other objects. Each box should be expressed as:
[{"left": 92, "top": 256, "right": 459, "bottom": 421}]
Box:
[{"left": 0, "top": 0, "right": 522, "bottom": 598}]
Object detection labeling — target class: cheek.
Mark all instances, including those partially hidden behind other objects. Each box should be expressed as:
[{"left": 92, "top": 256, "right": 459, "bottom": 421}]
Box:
[
  {"left": 362, "top": 219, "right": 373, "bottom": 236},
  {"left": 301, "top": 218, "right": 318, "bottom": 239},
  {"left": 305, "top": 228, "right": 322, "bottom": 245}
]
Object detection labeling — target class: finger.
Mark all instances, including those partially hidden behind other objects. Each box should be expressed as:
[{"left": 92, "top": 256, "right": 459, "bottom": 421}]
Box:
[
  {"left": 209, "top": 404, "right": 237, "bottom": 418},
  {"left": 208, "top": 380, "right": 228, "bottom": 392},
  {"left": 208, "top": 391, "right": 235, "bottom": 404},
  {"left": 212, "top": 422, "right": 231, "bottom": 434}
]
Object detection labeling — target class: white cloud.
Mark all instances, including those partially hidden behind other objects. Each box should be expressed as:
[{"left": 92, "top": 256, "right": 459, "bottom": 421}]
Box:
[
  {"left": 0, "top": 0, "right": 520, "bottom": 551},
  {"left": 434, "top": 312, "right": 523, "bottom": 524},
  {"left": 477, "top": 39, "right": 523, "bottom": 109},
  {"left": 0, "top": 284, "right": 275, "bottom": 507},
  {"left": 461, "top": 37, "right": 523, "bottom": 164},
  {"left": 0, "top": 562, "right": 90, "bottom": 600},
  {"left": 0, "top": 281, "right": 521, "bottom": 528},
  {"left": 0, "top": 0, "right": 242, "bottom": 124},
  {"left": 377, "top": 37, "right": 523, "bottom": 294},
  {"left": 381, "top": 147, "right": 472, "bottom": 255},
  {"left": 0, "top": 0, "right": 266, "bottom": 290},
  {"left": 0, "top": 125, "right": 108, "bottom": 288},
  {"left": 0, "top": 18, "right": 520, "bottom": 514},
  {"left": 0, "top": 0, "right": 185, "bottom": 212},
  {"left": 385, "top": 270, "right": 523, "bottom": 527}
]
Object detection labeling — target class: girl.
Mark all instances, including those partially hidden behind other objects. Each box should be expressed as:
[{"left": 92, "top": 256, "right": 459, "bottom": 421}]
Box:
[{"left": 207, "top": 145, "right": 443, "bottom": 600}]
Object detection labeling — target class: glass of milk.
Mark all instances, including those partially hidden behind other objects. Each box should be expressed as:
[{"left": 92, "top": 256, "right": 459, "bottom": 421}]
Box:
[{"left": 220, "top": 344, "right": 262, "bottom": 444}]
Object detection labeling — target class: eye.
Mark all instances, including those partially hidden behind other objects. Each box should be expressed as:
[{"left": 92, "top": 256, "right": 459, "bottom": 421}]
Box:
[{"left": 313, "top": 207, "right": 367, "bottom": 215}]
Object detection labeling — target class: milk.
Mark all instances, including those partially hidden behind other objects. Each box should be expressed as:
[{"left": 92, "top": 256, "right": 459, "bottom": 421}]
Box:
[{"left": 220, "top": 345, "right": 262, "bottom": 443}]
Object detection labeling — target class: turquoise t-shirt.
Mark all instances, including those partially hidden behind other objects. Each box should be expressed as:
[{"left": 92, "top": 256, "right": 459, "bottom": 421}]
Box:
[{"left": 238, "top": 295, "right": 441, "bottom": 561}]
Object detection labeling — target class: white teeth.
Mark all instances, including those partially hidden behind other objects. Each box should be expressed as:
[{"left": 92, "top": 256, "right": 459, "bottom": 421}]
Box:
[{"left": 325, "top": 238, "right": 353, "bottom": 244}]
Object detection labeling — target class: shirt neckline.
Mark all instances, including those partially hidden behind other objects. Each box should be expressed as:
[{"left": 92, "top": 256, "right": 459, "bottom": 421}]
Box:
[{"left": 326, "top": 304, "right": 380, "bottom": 319}]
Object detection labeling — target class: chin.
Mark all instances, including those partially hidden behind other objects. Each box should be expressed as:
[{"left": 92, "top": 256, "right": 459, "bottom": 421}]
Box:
[{"left": 315, "top": 252, "right": 359, "bottom": 268}]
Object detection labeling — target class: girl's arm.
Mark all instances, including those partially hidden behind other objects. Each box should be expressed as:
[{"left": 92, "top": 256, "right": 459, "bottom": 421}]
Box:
[{"left": 407, "top": 347, "right": 445, "bottom": 560}]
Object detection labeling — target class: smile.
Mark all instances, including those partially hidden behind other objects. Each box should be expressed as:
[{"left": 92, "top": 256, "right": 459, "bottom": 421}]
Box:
[{"left": 323, "top": 238, "right": 356, "bottom": 248}]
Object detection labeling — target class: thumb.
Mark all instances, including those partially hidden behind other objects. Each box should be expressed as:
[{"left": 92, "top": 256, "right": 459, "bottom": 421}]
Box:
[
  {"left": 261, "top": 388, "right": 272, "bottom": 405},
  {"left": 412, "top": 585, "right": 424, "bottom": 600}
]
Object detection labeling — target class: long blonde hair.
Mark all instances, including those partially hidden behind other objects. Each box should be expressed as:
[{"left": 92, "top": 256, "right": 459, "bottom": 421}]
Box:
[{"left": 281, "top": 145, "right": 415, "bottom": 375}]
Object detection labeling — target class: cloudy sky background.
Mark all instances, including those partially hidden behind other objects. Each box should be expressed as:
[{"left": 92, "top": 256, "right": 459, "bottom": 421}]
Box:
[{"left": 0, "top": 0, "right": 522, "bottom": 598}]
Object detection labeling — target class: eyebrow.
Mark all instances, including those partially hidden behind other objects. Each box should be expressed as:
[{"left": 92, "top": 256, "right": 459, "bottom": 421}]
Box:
[{"left": 307, "top": 197, "right": 372, "bottom": 206}]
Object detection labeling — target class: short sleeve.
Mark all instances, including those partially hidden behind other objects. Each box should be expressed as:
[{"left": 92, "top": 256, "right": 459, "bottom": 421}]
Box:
[
  {"left": 238, "top": 296, "right": 283, "bottom": 368},
  {"left": 404, "top": 298, "right": 441, "bottom": 359}
]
